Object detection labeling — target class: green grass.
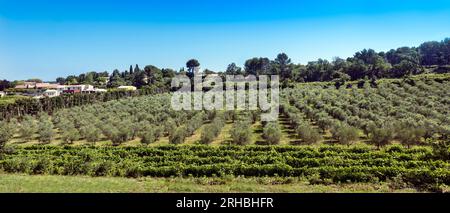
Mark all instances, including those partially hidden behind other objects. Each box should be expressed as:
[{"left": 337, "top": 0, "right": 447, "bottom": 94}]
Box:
[{"left": 0, "top": 173, "right": 424, "bottom": 193}]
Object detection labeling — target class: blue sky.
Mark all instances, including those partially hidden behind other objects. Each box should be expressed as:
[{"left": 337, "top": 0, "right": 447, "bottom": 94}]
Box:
[{"left": 1, "top": 0, "right": 450, "bottom": 81}]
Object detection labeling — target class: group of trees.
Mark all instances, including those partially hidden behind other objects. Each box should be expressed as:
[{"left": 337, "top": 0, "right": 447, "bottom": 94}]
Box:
[
  {"left": 281, "top": 103, "right": 322, "bottom": 145},
  {"left": 0, "top": 85, "right": 167, "bottom": 120},
  {"left": 222, "top": 38, "right": 450, "bottom": 86},
  {"left": 0, "top": 80, "right": 13, "bottom": 91},
  {"left": 48, "top": 38, "right": 449, "bottom": 93},
  {"left": 225, "top": 48, "right": 436, "bottom": 85},
  {"left": 0, "top": 94, "right": 209, "bottom": 147},
  {"left": 282, "top": 76, "right": 449, "bottom": 148},
  {"left": 419, "top": 38, "right": 450, "bottom": 66},
  {"left": 55, "top": 64, "right": 178, "bottom": 90},
  {"left": 56, "top": 71, "right": 109, "bottom": 86},
  {"left": 169, "top": 112, "right": 206, "bottom": 145}
]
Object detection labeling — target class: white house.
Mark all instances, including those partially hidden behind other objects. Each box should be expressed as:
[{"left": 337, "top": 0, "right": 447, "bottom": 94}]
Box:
[
  {"left": 95, "top": 88, "right": 107, "bottom": 93},
  {"left": 43, "top": 89, "right": 60, "bottom": 98},
  {"left": 0, "top": 91, "right": 5, "bottom": 98},
  {"left": 117, "top": 86, "right": 137, "bottom": 91},
  {"left": 83, "top": 88, "right": 107, "bottom": 93},
  {"left": 59, "top": 85, "right": 95, "bottom": 94}
]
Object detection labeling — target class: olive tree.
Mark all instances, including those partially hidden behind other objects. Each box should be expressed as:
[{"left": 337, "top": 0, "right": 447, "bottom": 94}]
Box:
[
  {"left": 37, "top": 114, "right": 54, "bottom": 144},
  {"left": 296, "top": 124, "right": 322, "bottom": 145},
  {"left": 262, "top": 122, "right": 281, "bottom": 145},
  {"left": 19, "top": 115, "right": 37, "bottom": 142},
  {"left": 0, "top": 120, "right": 14, "bottom": 150},
  {"left": 331, "top": 123, "right": 360, "bottom": 145},
  {"left": 368, "top": 127, "right": 393, "bottom": 148},
  {"left": 230, "top": 120, "right": 252, "bottom": 145}
]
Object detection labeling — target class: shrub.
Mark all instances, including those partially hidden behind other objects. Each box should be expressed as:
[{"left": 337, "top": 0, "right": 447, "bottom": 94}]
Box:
[{"left": 431, "top": 141, "right": 450, "bottom": 161}]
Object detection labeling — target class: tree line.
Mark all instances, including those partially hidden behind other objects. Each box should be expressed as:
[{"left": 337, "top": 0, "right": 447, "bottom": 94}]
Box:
[
  {"left": 0, "top": 87, "right": 167, "bottom": 120},
  {"left": 4, "top": 38, "right": 447, "bottom": 91},
  {"left": 0, "top": 38, "right": 448, "bottom": 93}
]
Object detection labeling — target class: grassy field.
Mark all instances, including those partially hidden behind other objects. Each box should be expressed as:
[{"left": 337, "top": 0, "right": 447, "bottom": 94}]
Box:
[{"left": 0, "top": 173, "right": 425, "bottom": 193}]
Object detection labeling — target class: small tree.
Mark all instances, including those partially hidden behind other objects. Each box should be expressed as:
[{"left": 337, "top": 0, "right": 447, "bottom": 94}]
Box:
[
  {"left": 0, "top": 120, "right": 14, "bottom": 151},
  {"left": 296, "top": 124, "right": 322, "bottom": 145},
  {"left": 186, "top": 59, "right": 200, "bottom": 77},
  {"left": 317, "top": 116, "right": 333, "bottom": 133},
  {"left": 80, "top": 125, "right": 101, "bottom": 143},
  {"left": 262, "top": 122, "right": 281, "bottom": 145},
  {"left": 19, "top": 115, "right": 37, "bottom": 142},
  {"left": 169, "top": 126, "right": 187, "bottom": 144},
  {"left": 141, "top": 128, "right": 156, "bottom": 145},
  {"left": 397, "top": 127, "right": 426, "bottom": 148},
  {"left": 163, "top": 118, "right": 177, "bottom": 137},
  {"left": 230, "top": 120, "right": 252, "bottom": 145},
  {"left": 37, "top": 115, "right": 54, "bottom": 144},
  {"left": 332, "top": 124, "right": 359, "bottom": 145},
  {"left": 61, "top": 128, "right": 80, "bottom": 144},
  {"left": 200, "top": 126, "right": 216, "bottom": 144},
  {"left": 368, "top": 127, "right": 393, "bottom": 148}
]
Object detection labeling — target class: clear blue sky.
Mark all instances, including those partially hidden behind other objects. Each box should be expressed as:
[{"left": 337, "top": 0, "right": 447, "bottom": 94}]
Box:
[{"left": 1, "top": 0, "right": 450, "bottom": 81}]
